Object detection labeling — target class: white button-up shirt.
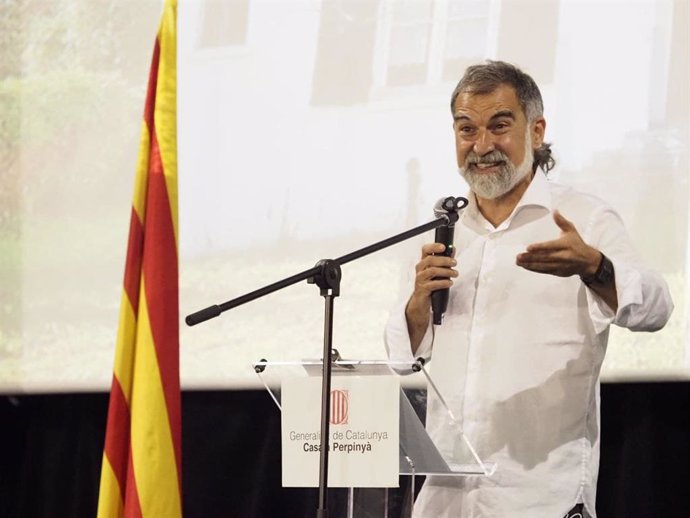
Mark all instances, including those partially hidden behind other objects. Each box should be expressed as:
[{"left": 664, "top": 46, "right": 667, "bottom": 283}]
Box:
[{"left": 385, "top": 172, "right": 673, "bottom": 518}]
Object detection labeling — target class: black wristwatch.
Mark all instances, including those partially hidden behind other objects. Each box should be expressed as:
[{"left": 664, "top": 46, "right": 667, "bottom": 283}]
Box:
[{"left": 580, "top": 253, "right": 614, "bottom": 286}]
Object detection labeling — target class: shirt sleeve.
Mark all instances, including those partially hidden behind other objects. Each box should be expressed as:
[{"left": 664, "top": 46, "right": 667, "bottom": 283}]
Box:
[
  {"left": 384, "top": 299, "right": 434, "bottom": 370},
  {"left": 583, "top": 205, "right": 674, "bottom": 334}
]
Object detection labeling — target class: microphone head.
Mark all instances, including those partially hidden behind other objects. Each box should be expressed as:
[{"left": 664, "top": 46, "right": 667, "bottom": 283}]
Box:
[{"left": 433, "top": 196, "right": 469, "bottom": 218}]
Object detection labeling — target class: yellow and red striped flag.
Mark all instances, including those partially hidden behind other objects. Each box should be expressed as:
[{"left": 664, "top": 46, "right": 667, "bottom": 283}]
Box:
[{"left": 97, "top": 1, "right": 181, "bottom": 517}]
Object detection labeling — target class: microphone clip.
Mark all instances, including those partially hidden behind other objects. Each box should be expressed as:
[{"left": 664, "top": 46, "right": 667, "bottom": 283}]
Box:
[{"left": 433, "top": 196, "right": 469, "bottom": 226}]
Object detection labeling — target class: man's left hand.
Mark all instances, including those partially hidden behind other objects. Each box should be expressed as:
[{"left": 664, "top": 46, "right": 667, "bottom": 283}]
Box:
[{"left": 516, "top": 210, "right": 601, "bottom": 278}]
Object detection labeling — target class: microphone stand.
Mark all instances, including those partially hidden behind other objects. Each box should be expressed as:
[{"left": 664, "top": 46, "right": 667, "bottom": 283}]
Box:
[{"left": 186, "top": 201, "right": 464, "bottom": 518}]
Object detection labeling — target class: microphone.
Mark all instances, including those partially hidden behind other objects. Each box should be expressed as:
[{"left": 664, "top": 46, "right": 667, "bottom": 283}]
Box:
[{"left": 431, "top": 196, "right": 468, "bottom": 325}]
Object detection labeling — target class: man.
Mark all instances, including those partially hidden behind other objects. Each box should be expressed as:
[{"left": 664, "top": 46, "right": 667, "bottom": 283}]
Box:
[{"left": 385, "top": 61, "right": 673, "bottom": 518}]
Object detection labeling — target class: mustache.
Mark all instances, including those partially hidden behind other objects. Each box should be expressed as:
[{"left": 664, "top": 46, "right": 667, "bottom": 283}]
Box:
[{"left": 465, "top": 150, "right": 510, "bottom": 166}]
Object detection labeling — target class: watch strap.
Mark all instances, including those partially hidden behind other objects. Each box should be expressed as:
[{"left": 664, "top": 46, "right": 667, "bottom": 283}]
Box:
[{"left": 581, "top": 253, "right": 614, "bottom": 286}]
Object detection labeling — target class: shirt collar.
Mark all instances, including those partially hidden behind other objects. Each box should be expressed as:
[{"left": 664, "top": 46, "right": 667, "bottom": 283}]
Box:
[
  {"left": 460, "top": 171, "right": 552, "bottom": 232},
  {"left": 517, "top": 170, "right": 552, "bottom": 212}
]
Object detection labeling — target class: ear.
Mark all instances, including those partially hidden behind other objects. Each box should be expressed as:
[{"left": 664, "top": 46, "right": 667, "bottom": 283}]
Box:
[{"left": 531, "top": 117, "right": 546, "bottom": 149}]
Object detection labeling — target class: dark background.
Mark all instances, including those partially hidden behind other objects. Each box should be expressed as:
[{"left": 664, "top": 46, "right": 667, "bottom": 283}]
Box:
[{"left": 1, "top": 383, "right": 689, "bottom": 518}]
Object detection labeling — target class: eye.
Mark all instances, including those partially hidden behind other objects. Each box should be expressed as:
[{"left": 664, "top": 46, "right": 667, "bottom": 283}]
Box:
[
  {"left": 457, "top": 125, "right": 476, "bottom": 136},
  {"left": 492, "top": 121, "right": 511, "bottom": 133}
]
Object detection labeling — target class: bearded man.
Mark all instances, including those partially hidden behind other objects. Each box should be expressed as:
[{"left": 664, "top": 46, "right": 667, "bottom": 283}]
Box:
[{"left": 385, "top": 61, "right": 673, "bottom": 518}]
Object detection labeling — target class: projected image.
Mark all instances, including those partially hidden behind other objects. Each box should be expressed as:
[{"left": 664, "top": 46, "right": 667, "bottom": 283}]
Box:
[{"left": 0, "top": 0, "right": 687, "bottom": 391}]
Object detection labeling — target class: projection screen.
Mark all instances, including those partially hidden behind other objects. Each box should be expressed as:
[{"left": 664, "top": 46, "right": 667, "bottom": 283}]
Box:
[{"left": 0, "top": 0, "right": 688, "bottom": 392}]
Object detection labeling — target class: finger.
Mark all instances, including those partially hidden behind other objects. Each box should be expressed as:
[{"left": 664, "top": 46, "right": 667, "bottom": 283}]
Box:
[
  {"left": 515, "top": 261, "right": 568, "bottom": 276},
  {"left": 524, "top": 239, "right": 568, "bottom": 254},
  {"left": 415, "top": 265, "right": 458, "bottom": 297},
  {"left": 553, "top": 210, "right": 575, "bottom": 233},
  {"left": 421, "top": 243, "right": 446, "bottom": 258},
  {"left": 516, "top": 251, "right": 569, "bottom": 266},
  {"left": 422, "top": 278, "right": 455, "bottom": 292},
  {"left": 516, "top": 251, "right": 577, "bottom": 276},
  {"left": 516, "top": 256, "right": 557, "bottom": 269},
  {"left": 416, "top": 254, "right": 457, "bottom": 272},
  {"left": 418, "top": 265, "right": 459, "bottom": 280},
  {"left": 517, "top": 263, "right": 555, "bottom": 274},
  {"left": 414, "top": 273, "right": 454, "bottom": 294}
]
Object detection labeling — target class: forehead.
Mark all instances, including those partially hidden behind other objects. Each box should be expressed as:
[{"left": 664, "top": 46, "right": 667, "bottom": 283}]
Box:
[{"left": 452, "top": 83, "right": 524, "bottom": 121}]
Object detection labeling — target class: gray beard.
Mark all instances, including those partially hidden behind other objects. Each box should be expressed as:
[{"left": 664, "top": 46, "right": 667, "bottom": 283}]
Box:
[{"left": 459, "top": 135, "right": 534, "bottom": 200}]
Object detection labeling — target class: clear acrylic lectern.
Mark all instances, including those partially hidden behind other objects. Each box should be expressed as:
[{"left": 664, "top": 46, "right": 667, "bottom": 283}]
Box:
[{"left": 252, "top": 358, "right": 496, "bottom": 518}]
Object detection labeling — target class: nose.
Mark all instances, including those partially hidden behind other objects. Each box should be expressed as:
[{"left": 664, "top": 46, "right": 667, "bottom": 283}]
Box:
[{"left": 473, "top": 127, "right": 495, "bottom": 156}]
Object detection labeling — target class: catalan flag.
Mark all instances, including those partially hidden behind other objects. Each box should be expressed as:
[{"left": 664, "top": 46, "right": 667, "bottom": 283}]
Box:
[{"left": 97, "top": 1, "right": 181, "bottom": 517}]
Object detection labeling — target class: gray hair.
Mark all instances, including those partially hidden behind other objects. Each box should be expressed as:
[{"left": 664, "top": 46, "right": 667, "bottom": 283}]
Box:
[{"left": 450, "top": 60, "right": 555, "bottom": 173}]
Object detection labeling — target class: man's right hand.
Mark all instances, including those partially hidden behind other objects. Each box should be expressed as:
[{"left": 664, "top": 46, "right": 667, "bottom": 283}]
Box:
[{"left": 405, "top": 243, "right": 458, "bottom": 353}]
